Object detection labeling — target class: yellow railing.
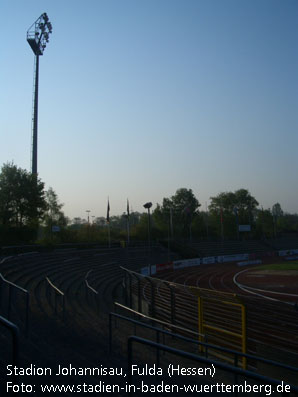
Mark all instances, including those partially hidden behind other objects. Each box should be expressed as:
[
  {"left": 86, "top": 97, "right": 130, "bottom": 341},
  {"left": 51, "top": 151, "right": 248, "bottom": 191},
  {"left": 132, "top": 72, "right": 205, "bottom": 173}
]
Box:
[{"left": 192, "top": 287, "right": 247, "bottom": 369}]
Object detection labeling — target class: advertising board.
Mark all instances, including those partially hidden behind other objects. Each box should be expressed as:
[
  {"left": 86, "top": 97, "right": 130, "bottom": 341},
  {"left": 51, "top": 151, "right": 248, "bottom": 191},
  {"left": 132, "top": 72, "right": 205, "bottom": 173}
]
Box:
[
  {"left": 156, "top": 262, "right": 173, "bottom": 273},
  {"left": 141, "top": 266, "right": 149, "bottom": 275},
  {"left": 239, "top": 225, "right": 251, "bottom": 232},
  {"left": 173, "top": 258, "right": 200, "bottom": 270},
  {"left": 237, "top": 259, "right": 262, "bottom": 266},
  {"left": 202, "top": 257, "right": 216, "bottom": 264},
  {"left": 217, "top": 253, "right": 249, "bottom": 263},
  {"left": 279, "top": 249, "right": 298, "bottom": 257}
]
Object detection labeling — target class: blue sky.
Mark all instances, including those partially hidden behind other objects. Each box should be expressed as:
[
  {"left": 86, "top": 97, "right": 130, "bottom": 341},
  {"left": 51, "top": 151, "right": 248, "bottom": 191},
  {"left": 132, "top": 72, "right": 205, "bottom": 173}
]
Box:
[{"left": 1, "top": 0, "right": 297, "bottom": 219}]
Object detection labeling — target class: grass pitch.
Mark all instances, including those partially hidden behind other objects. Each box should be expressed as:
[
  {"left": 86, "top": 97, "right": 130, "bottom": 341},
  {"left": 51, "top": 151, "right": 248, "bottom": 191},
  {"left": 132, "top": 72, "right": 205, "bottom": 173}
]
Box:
[{"left": 257, "top": 261, "right": 298, "bottom": 271}]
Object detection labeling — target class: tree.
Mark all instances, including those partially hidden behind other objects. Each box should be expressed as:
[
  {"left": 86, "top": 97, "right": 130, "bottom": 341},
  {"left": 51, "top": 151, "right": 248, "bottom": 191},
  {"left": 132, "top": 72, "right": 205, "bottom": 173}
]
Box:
[
  {"left": 277, "top": 213, "right": 298, "bottom": 233},
  {"left": 94, "top": 217, "right": 106, "bottom": 227},
  {"left": 209, "top": 189, "right": 259, "bottom": 239},
  {"left": 171, "top": 188, "right": 200, "bottom": 214},
  {"left": 272, "top": 203, "right": 283, "bottom": 218},
  {"left": 255, "top": 208, "right": 274, "bottom": 238},
  {"left": 44, "top": 187, "right": 67, "bottom": 232},
  {"left": 209, "top": 189, "right": 258, "bottom": 217},
  {"left": 153, "top": 188, "right": 201, "bottom": 239},
  {"left": 0, "top": 162, "right": 47, "bottom": 227},
  {"left": 272, "top": 203, "right": 283, "bottom": 237},
  {"left": 72, "top": 217, "right": 83, "bottom": 225}
]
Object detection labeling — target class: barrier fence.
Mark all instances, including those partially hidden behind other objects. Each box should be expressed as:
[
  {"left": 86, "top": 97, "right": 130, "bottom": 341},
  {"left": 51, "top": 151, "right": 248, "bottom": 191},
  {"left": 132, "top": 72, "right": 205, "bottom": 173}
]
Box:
[
  {"left": 109, "top": 309, "right": 206, "bottom": 365},
  {"left": 190, "top": 287, "right": 247, "bottom": 368},
  {"left": 121, "top": 267, "right": 247, "bottom": 367},
  {"left": 85, "top": 269, "right": 99, "bottom": 313},
  {"left": 114, "top": 306, "right": 297, "bottom": 378},
  {"left": 46, "top": 277, "right": 65, "bottom": 321},
  {"left": 0, "top": 315, "right": 19, "bottom": 367},
  {"left": 0, "top": 273, "right": 29, "bottom": 336},
  {"left": 127, "top": 336, "right": 298, "bottom": 396}
]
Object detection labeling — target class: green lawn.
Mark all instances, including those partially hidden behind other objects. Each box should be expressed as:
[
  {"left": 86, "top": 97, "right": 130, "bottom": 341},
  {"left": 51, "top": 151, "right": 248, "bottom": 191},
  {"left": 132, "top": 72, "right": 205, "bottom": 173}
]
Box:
[{"left": 257, "top": 261, "right": 298, "bottom": 271}]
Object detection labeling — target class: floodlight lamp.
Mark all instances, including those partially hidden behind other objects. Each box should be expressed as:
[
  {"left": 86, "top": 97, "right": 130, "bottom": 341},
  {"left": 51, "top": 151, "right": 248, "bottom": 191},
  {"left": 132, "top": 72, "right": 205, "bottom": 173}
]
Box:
[
  {"left": 27, "top": 13, "right": 52, "bottom": 56},
  {"left": 143, "top": 202, "right": 152, "bottom": 210}
]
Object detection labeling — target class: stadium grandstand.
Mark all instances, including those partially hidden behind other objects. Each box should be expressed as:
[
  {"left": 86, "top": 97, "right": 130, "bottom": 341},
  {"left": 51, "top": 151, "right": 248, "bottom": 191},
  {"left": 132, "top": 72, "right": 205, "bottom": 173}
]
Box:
[{"left": 1, "top": 238, "right": 298, "bottom": 395}]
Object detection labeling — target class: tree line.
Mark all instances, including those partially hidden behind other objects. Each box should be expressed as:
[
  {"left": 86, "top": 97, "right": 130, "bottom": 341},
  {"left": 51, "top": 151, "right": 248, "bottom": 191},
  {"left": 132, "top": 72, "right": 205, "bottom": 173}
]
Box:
[
  {"left": 0, "top": 163, "right": 297, "bottom": 245},
  {"left": 0, "top": 163, "right": 66, "bottom": 244}
]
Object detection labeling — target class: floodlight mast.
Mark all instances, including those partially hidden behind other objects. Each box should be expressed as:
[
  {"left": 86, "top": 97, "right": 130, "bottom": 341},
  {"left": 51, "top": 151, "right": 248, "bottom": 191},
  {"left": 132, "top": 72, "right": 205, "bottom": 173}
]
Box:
[{"left": 27, "top": 13, "right": 52, "bottom": 175}]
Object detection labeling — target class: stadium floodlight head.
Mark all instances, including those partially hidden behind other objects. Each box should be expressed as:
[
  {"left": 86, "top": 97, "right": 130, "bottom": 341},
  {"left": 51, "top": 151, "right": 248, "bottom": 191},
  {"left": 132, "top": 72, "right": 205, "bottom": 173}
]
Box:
[
  {"left": 27, "top": 13, "right": 52, "bottom": 56},
  {"left": 27, "top": 13, "right": 52, "bottom": 175},
  {"left": 143, "top": 202, "right": 152, "bottom": 210}
]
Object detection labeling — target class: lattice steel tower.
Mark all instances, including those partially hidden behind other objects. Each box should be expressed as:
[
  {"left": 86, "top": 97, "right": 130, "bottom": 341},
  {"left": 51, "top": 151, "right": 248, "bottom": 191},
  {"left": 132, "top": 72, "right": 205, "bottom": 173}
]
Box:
[{"left": 27, "top": 13, "right": 52, "bottom": 175}]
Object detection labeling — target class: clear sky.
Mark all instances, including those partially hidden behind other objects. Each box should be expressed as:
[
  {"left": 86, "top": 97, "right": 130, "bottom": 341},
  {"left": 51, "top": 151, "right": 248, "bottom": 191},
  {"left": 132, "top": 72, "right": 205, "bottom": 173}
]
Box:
[{"left": 1, "top": 0, "right": 297, "bottom": 220}]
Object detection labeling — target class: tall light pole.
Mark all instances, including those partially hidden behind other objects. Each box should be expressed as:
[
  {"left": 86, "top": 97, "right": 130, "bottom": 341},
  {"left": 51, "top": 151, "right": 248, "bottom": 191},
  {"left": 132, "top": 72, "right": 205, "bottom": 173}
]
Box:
[
  {"left": 86, "top": 210, "right": 91, "bottom": 242},
  {"left": 86, "top": 210, "right": 91, "bottom": 224},
  {"left": 143, "top": 202, "right": 152, "bottom": 247},
  {"left": 27, "top": 13, "right": 52, "bottom": 175},
  {"left": 143, "top": 202, "right": 152, "bottom": 274}
]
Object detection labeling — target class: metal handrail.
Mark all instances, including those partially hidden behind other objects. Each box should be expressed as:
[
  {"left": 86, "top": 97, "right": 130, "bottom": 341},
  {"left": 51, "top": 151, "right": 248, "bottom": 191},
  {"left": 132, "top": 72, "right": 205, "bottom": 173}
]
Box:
[
  {"left": 0, "top": 273, "right": 27, "bottom": 293},
  {"left": 0, "top": 273, "right": 29, "bottom": 336},
  {"left": 46, "top": 277, "right": 64, "bottom": 295},
  {"left": 114, "top": 302, "right": 200, "bottom": 337},
  {"left": 121, "top": 266, "right": 240, "bottom": 300},
  {"left": 84, "top": 270, "right": 99, "bottom": 313},
  {"left": 85, "top": 270, "right": 98, "bottom": 295},
  {"left": 0, "top": 315, "right": 19, "bottom": 385},
  {"left": 46, "top": 277, "right": 65, "bottom": 320},
  {"left": 121, "top": 266, "right": 247, "bottom": 360},
  {"left": 111, "top": 311, "right": 298, "bottom": 374},
  {"left": 127, "top": 336, "right": 298, "bottom": 394},
  {"left": 110, "top": 311, "right": 206, "bottom": 366},
  {"left": 85, "top": 279, "right": 98, "bottom": 295}
]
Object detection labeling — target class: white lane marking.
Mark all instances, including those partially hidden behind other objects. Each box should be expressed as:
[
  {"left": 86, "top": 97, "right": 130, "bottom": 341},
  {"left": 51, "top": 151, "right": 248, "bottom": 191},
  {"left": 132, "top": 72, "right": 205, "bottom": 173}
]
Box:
[{"left": 233, "top": 268, "right": 297, "bottom": 304}]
